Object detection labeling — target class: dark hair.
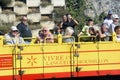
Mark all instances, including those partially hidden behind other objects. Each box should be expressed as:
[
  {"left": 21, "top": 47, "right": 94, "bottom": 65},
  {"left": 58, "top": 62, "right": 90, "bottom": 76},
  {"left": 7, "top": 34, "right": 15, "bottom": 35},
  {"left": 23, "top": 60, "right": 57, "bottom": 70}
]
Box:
[
  {"left": 114, "top": 25, "right": 120, "bottom": 32},
  {"left": 86, "top": 19, "right": 93, "bottom": 25},
  {"left": 89, "top": 27, "right": 96, "bottom": 35},
  {"left": 88, "top": 19, "right": 93, "bottom": 22}
]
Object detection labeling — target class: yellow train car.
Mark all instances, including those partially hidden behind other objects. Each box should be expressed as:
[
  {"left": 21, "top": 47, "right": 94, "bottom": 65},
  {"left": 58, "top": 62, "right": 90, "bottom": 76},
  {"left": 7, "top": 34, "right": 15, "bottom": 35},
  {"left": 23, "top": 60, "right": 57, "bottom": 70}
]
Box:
[{"left": 0, "top": 34, "right": 120, "bottom": 80}]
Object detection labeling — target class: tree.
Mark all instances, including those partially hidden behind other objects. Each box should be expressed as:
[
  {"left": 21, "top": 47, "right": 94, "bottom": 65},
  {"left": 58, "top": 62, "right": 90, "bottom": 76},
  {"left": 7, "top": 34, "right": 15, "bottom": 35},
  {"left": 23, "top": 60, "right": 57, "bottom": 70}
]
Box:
[{"left": 65, "top": 0, "right": 87, "bottom": 33}]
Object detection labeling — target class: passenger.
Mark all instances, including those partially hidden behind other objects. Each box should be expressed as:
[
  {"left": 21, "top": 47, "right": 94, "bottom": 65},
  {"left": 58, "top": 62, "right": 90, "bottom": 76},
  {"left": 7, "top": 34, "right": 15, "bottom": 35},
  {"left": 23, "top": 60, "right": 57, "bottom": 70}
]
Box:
[
  {"left": 35, "top": 27, "right": 54, "bottom": 43},
  {"left": 60, "top": 15, "right": 68, "bottom": 30},
  {"left": 114, "top": 25, "right": 120, "bottom": 41},
  {"left": 78, "top": 19, "right": 94, "bottom": 36},
  {"left": 109, "top": 14, "right": 119, "bottom": 34},
  {"left": 17, "top": 16, "right": 32, "bottom": 44},
  {"left": 88, "top": 27, "right": 97, "bottom": 41},
  {"left": 61, "top": 14, "right": 78, "bottom": 30},
  {"left": 60, "top": 15, "right": 68, "bottom": 35},
  {"left": 63, "top": 27, "right": 74, "bottom": 42},
  {"left": 89, "top": 27, "right": 96, "bottom": 36},
  {"left": 0, "top": 31, "right": 4, "bottom": 35},
  {"left": 103, "top": 10, "right": 113, "bottom": 28},
  {"left": 97, "top": 23, "right": 110, "bottom": 41},
  {"left": 53, "top": 21, "right": 62, "bottom": 34},
  {"left": 4, "top": 26, "right": 25, "bottom": 44}
]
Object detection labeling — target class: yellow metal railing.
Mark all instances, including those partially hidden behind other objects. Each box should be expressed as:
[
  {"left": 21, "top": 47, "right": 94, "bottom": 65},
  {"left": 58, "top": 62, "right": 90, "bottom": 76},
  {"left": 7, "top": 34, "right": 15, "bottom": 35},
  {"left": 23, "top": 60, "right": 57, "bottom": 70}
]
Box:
[{"left": 1, "top": 32, "right": 120, "bottom": 46}]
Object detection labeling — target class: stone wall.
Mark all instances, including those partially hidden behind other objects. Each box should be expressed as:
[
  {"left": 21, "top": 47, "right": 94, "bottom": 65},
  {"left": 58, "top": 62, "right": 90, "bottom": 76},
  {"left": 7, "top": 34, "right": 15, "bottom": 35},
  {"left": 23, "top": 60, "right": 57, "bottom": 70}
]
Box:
[
  {"left": 85, "top": 0, "right": 120, "bottom": 18},
  {"left": 0, "top": 14, "right": 16, "bottom": 23}
]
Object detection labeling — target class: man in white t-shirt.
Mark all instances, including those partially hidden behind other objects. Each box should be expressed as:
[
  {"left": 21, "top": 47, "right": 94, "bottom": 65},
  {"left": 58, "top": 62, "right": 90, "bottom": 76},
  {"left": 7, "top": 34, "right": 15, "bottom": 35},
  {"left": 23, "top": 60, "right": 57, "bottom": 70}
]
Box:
[
  {"left": 109, "top": 14, "right": 119, "bottom": 34},
  {"left": 103, "top": 11, "right": 113, "bottom": 28}
]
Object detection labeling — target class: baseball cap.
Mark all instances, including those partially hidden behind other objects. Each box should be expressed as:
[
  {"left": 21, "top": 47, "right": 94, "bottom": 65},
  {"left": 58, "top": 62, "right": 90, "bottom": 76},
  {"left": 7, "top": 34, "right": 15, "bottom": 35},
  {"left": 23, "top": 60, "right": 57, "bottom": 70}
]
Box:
[
  {"left": 112, "top": 14, "right": 119, "bottom": 19},
  {"left": 11, "top": 26, "right": 18, "bottom": 31},
  {"left": 108, "top": 10, "right": 113, "bottom": 14}
]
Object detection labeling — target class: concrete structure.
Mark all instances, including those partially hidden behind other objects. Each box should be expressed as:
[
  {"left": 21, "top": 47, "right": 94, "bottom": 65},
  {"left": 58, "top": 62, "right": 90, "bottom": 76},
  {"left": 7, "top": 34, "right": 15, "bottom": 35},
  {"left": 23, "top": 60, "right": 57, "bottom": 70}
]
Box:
[
  {"left": 0, "top": 14, "right": 16, "bottom": 23},
  {"left": 27, "top": 13, "right": 41, "bottom": 22},
  {"left": 26, "top": 0, "right": 41, "bottom": 7},
  {"left": 0, "top": 0, "right": 65, "bottom": 27},
  {"left": 40, "top": 21, "right": 55, "bottom": 29},
  {"left": 14, "top": 5, "right": 28, "bottom": 15},
  {"left": 40, "top": 5, "right": 54, "bottom": 14},
  {"left": 51, "top": 0, "right": 65, "bottom": 7},
  {"left": 7, "top": 0, "right": 15, "bottom": 7}
]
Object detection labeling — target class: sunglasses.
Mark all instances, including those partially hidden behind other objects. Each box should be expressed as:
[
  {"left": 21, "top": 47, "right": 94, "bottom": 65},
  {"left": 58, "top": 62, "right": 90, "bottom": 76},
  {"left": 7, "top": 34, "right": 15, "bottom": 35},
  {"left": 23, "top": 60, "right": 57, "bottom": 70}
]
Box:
[
  {"left": 12, "top": 30, "right": 18, "bottom": 32},
  {"left": 42, "top": 30, "right": 47, "bottom": 32}
]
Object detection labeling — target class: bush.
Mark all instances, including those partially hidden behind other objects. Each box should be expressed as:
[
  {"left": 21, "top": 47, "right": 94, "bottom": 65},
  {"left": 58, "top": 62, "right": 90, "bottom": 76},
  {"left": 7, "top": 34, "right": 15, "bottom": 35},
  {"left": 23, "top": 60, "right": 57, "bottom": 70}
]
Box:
[
  {"left": 0, "top": 0, "right": 12, "bottom": 6},
  {"left": 0, "top": 24, "right": 12, "bottom": 33}
]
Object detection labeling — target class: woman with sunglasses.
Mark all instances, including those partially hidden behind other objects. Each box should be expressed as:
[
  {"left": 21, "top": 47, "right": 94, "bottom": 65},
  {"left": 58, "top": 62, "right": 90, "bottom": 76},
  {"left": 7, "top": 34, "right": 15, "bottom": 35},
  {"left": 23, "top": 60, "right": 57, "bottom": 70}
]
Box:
[{"left": 4, "top": 26, "right": 25, "bottom": 44}]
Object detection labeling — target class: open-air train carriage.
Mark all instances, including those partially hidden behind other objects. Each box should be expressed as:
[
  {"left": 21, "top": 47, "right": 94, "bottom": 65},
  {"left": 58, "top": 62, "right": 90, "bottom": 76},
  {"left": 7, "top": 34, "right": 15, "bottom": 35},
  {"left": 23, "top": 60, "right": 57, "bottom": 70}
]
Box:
[{"left": 0, "top": 34, "right": 120, "bottom": 80}]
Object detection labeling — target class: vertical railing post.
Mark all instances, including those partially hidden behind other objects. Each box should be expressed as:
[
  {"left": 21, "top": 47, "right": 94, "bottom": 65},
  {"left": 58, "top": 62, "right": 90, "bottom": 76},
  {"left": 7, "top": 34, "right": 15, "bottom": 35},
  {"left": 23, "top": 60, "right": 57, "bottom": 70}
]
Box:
[{"left": 58, "top": 34, "right": 62, "bottom": 45}]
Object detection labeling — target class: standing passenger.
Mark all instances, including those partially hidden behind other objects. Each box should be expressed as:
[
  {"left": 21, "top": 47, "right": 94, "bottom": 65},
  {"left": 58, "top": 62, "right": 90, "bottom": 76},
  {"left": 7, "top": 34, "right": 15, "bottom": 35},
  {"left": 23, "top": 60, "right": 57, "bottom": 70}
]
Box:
[
  {"left": 103, "top": 10, "right": 113, "bottom": 28},
  {"left": 17, "top": 16, "right": 32, "bottom": 44},
  {"left": 61, "top": 14, "right": 78, "bottom": 30},
  {"left": 109, "top": 14, "right": 119, "bottom": 34}
]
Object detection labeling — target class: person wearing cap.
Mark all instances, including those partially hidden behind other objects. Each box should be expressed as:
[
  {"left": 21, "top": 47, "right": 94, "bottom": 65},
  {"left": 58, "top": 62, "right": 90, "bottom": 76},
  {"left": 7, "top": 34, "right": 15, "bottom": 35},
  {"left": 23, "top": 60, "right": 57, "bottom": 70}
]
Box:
[
  {"left": 17, "top": 16, "right": 32, "bottom": 44},
  {"left": 103, "top": 10, "right": 113, "bottom": 28},
  {"left": 4, "top": 26, "right": 25, "bottom": 45},
  {"left": 109, "top": 14, "right": 119, "bottom": 34},
  {"left": 35, "top": 27, "right": 54, "bottom": 43}
]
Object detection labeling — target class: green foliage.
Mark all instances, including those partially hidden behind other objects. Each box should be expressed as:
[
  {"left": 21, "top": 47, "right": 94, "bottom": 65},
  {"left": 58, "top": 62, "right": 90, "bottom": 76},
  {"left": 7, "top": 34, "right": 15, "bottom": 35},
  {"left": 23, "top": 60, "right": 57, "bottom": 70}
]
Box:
[
  {"left": 65, "top": 0, "right": 87, "bottom": 33},
  {"left": 0, "top": 0, "right": 11, "bottom": 6},
  {"left": 53, "top": 8, "right": 69, "bottom": 20},
  {"left": 0, "top": 24, "right": 13, "bottom": 33},
  {"left": 99, "top": 12, "right": 107, "bottom": 22}
]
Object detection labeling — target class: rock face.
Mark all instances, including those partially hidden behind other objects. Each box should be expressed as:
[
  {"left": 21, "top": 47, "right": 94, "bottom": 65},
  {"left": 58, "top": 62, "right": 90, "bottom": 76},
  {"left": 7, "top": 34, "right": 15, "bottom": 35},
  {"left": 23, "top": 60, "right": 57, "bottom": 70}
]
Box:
[{"left": 85, "top": 0, "right": 120, "bottom": 18}]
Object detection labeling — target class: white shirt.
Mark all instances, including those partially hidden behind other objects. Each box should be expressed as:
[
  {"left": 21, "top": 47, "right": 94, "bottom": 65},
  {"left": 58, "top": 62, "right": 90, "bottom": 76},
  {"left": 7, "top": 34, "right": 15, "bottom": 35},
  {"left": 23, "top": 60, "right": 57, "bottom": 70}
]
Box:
[{"left": 103, "top": 18, "right": 113, "bottom": 28}]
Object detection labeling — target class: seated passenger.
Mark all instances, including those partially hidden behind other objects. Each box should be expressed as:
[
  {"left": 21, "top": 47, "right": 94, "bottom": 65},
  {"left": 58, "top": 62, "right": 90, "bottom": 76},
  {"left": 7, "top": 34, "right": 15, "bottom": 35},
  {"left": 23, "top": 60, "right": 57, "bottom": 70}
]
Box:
[
  {"left": 97, "top": 23, "right": 110, "bottom": 41},
  {"left": 35, "top": 27, "right": 54, "bottom": 43},
  {"left": 0, "top": 31, "right": 4, "bottom": 35},
  {"left": 114, "top": 25, "right": 120, "bottom": 41},
  {"left": 63, "top": 27, "right": 74, "bottom": 42},
  {"left": 88, "top": 27, "right": 97, "bottom": 41},
  {"left": 4, "top": 26, "right": 25, "bottom": 44}
]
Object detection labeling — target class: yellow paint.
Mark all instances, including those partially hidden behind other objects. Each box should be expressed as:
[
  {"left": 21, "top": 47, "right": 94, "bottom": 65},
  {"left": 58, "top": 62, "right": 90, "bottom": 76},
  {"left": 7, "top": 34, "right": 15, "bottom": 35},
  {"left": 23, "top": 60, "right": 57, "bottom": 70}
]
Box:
[{"left": 0, "top": 34, "right": 120, "bottom": 77}]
